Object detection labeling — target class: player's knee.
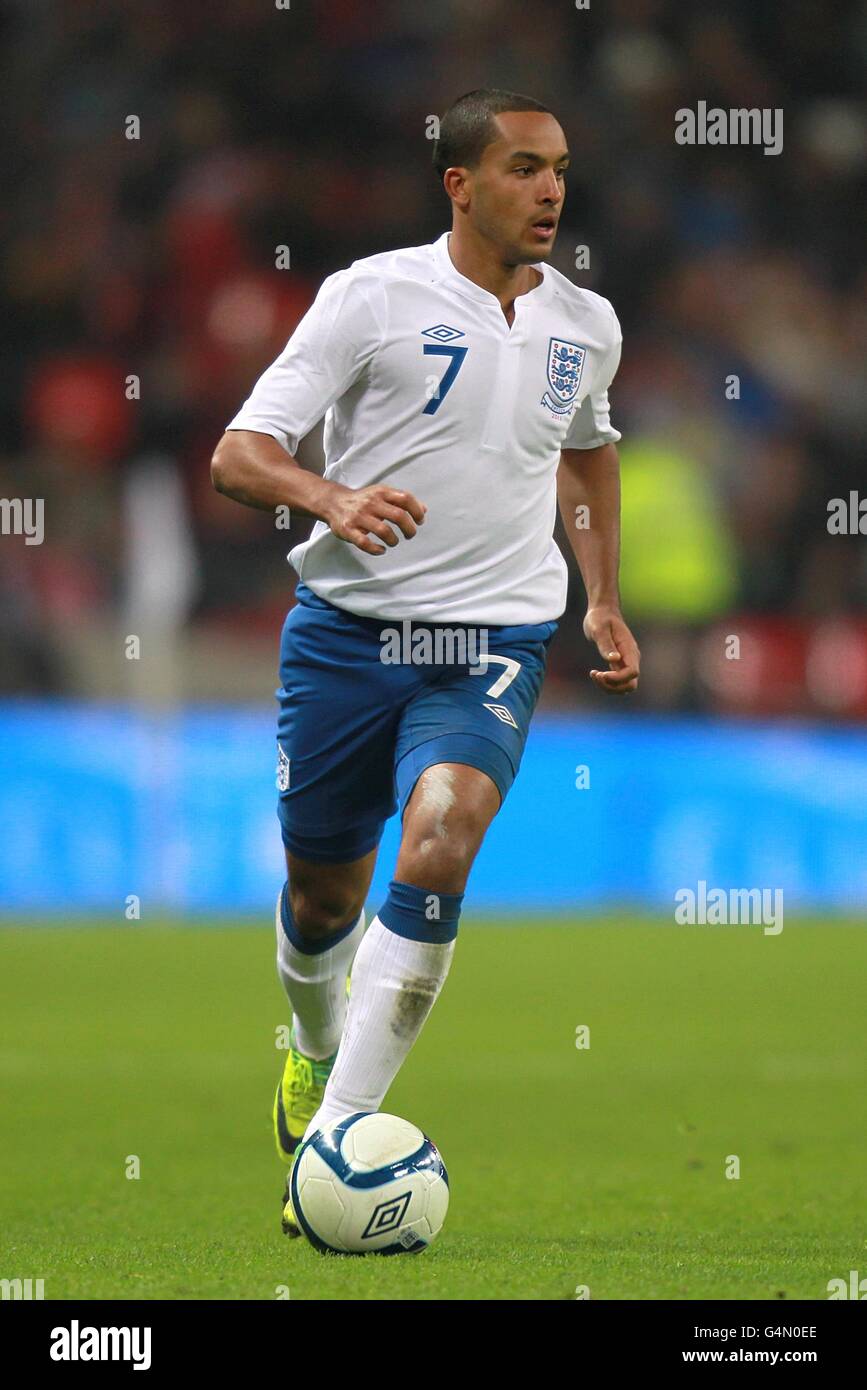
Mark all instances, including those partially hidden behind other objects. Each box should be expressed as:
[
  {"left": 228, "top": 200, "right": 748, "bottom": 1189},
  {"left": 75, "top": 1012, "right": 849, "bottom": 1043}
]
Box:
[
  {"left": 399, "top": 819, "right": 479, "bottom": 893},
  {"left": 287, "top": 880, "right": 364, "bottom": 942},
  {"left": 398, "top": 764, "right": 499, "bottom": 891}
]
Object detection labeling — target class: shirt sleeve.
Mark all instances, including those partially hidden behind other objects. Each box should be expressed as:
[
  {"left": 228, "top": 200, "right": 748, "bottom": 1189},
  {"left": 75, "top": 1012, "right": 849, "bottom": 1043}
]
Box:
[
  {"left": 561, "top": 309, "right": 623, "bottom": 450},
  {"left": 225, "top": 269, "right": 385, "bottom": 454}
]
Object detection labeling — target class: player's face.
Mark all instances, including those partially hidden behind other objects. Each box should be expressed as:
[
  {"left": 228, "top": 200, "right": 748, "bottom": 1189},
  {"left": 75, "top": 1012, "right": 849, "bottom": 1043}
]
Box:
[{"left": 470, "top": 111, "right": 569, "bottom": 264}]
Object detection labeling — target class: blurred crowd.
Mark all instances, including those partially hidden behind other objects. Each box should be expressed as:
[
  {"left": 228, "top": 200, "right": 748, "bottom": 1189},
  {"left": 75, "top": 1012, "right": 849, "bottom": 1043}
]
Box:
[{"left": 1, "top": 0, "right": 865, "bottom": 715}]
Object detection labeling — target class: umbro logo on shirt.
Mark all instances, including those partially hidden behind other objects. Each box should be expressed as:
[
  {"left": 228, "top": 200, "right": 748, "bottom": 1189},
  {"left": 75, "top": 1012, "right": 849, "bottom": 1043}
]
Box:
[
  {"left": 421, "top": 324, "right": 465, "bottom": 341},
  {"left": 483, "top": 702, "right": 519, "bottom": 730}
]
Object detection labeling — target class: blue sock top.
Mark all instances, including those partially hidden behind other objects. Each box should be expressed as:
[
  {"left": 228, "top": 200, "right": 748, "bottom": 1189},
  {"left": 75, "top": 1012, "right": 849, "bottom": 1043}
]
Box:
[{"left": 378, "top": 879, "right": 463, "bottom": 944}]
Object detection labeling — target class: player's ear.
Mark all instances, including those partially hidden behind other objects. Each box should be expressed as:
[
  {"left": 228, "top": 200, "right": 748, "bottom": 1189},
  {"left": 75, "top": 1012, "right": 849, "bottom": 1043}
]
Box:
[{"left": 443, "top": 166, "right": 470, "bottom": 208}]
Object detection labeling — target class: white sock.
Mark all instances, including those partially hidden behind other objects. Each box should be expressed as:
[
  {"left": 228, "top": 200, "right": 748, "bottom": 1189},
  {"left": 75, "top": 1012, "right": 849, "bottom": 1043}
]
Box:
[
  {"left": 275, "top": 892, "right": 366, "bottom": 1061},
  {"left": 302, "top": 914, "right": 455, "bottom": 1140}
]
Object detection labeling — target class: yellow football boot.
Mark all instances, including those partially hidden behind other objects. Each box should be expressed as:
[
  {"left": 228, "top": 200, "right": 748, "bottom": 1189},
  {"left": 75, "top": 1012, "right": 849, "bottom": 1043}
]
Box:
[{"left": 275, "top": 979, "right": 350, "bottom": 1236}]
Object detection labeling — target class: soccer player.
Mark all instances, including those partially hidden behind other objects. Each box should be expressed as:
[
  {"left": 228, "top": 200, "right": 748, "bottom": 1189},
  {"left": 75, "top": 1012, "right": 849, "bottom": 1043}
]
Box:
[{"left": 211, "top": 89, "right": 640, "bottom": 1235}]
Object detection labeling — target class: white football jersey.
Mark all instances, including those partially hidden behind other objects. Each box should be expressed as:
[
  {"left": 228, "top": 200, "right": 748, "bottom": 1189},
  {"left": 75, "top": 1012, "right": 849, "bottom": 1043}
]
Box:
[{"left": 227, "top": 231, "right": 622, "bottom": 624}]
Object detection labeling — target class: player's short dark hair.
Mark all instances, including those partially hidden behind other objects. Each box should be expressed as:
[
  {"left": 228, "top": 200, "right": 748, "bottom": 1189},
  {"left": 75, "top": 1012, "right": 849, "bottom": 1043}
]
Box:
[{"left": 432, "top": 89, "right": 553, "bottom": 183}]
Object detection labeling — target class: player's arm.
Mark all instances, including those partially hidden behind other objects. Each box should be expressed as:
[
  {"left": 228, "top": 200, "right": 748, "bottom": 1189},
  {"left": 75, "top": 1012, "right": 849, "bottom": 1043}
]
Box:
[
  {"left": 211, "top": 429, "right": 425, "bottom": 557},
  {"left": 211, "top": 271, "right": 425, "bottom": 556},
  {"left": 557, "top": 443, "right": 640, "bottom": 694}
]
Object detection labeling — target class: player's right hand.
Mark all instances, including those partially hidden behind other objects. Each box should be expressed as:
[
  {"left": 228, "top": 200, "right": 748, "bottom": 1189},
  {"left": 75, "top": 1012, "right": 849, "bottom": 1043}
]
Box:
[{"left": 322, "top": 484, "right": 427, "bottom": 556}]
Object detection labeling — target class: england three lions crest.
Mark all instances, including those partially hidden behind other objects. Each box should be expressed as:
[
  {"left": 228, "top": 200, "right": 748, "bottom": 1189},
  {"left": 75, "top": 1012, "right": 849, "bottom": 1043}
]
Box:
[{"left": 542, "top": 337, "right": 586, "bottom": 416}]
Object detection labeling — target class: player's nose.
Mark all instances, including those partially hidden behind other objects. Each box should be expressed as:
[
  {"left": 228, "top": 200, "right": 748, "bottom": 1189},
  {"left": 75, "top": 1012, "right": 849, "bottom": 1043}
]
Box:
[{"left": 538, "top": 172, "right": 562, "bottom": 204}]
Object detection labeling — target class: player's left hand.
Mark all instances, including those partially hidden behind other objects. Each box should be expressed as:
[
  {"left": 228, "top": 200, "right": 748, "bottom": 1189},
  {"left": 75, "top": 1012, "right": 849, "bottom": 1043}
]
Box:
[{"left": 583, "top": 606, "right": 640, "bottom": 694}]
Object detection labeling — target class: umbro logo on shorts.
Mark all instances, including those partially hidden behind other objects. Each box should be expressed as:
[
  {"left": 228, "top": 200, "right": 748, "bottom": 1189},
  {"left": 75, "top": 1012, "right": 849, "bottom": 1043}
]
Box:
[{"left": 483, "top": 702, "right": 518, "bottom": 730}]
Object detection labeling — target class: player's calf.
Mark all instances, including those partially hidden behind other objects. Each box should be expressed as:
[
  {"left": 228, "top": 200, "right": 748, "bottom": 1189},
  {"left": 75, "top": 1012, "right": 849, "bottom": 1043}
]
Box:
[{"left": 274, "top": 868, "right": 370, "bottom": 1236}]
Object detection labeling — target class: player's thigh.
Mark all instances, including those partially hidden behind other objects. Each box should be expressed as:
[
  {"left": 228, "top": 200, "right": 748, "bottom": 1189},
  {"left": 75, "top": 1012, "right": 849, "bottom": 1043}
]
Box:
[
  {"left": 276, "top": 598, "right": 407, "bottom": 864},
  {"left": 393, "top": 627, "right": 552, "bottom": 822},
  {"left": 391, "top": 626, "right": 553, "bottom": 888}
]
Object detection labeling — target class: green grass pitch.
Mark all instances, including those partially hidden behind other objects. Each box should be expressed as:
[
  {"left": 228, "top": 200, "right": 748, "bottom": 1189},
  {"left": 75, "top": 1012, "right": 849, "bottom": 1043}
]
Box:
[{"left": 1, "top": 916, "right": 865, "bottom": 1300}]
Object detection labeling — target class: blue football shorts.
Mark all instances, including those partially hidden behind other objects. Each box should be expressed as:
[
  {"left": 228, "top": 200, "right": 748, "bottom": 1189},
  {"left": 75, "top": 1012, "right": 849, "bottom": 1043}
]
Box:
[{"left": 275, "top": 581, "right": 557, "bottom": 863}]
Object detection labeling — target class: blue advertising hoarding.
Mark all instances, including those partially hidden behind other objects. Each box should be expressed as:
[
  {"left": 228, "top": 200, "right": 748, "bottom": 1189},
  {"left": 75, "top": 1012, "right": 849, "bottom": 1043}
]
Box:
[{"left": 1, "top": 703, "right": 865, "bottom": 914}]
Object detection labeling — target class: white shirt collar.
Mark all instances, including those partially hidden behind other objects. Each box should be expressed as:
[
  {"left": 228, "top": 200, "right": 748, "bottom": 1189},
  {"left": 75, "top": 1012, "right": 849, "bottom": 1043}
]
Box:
[{"left": 431, "top": 231, "right": 551, "bottom": 311}]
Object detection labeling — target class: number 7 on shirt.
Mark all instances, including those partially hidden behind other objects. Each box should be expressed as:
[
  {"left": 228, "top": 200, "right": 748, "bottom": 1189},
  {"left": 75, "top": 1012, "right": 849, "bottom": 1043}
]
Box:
[{"left": 422, "top": 344, "right": 468, "bottom": 415}]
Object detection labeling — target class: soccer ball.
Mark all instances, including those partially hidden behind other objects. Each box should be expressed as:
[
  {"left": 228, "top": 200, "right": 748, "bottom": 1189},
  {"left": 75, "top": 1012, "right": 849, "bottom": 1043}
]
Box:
[{"left": 290, "top": 1112, "right": 449, "bottom": 1255}]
